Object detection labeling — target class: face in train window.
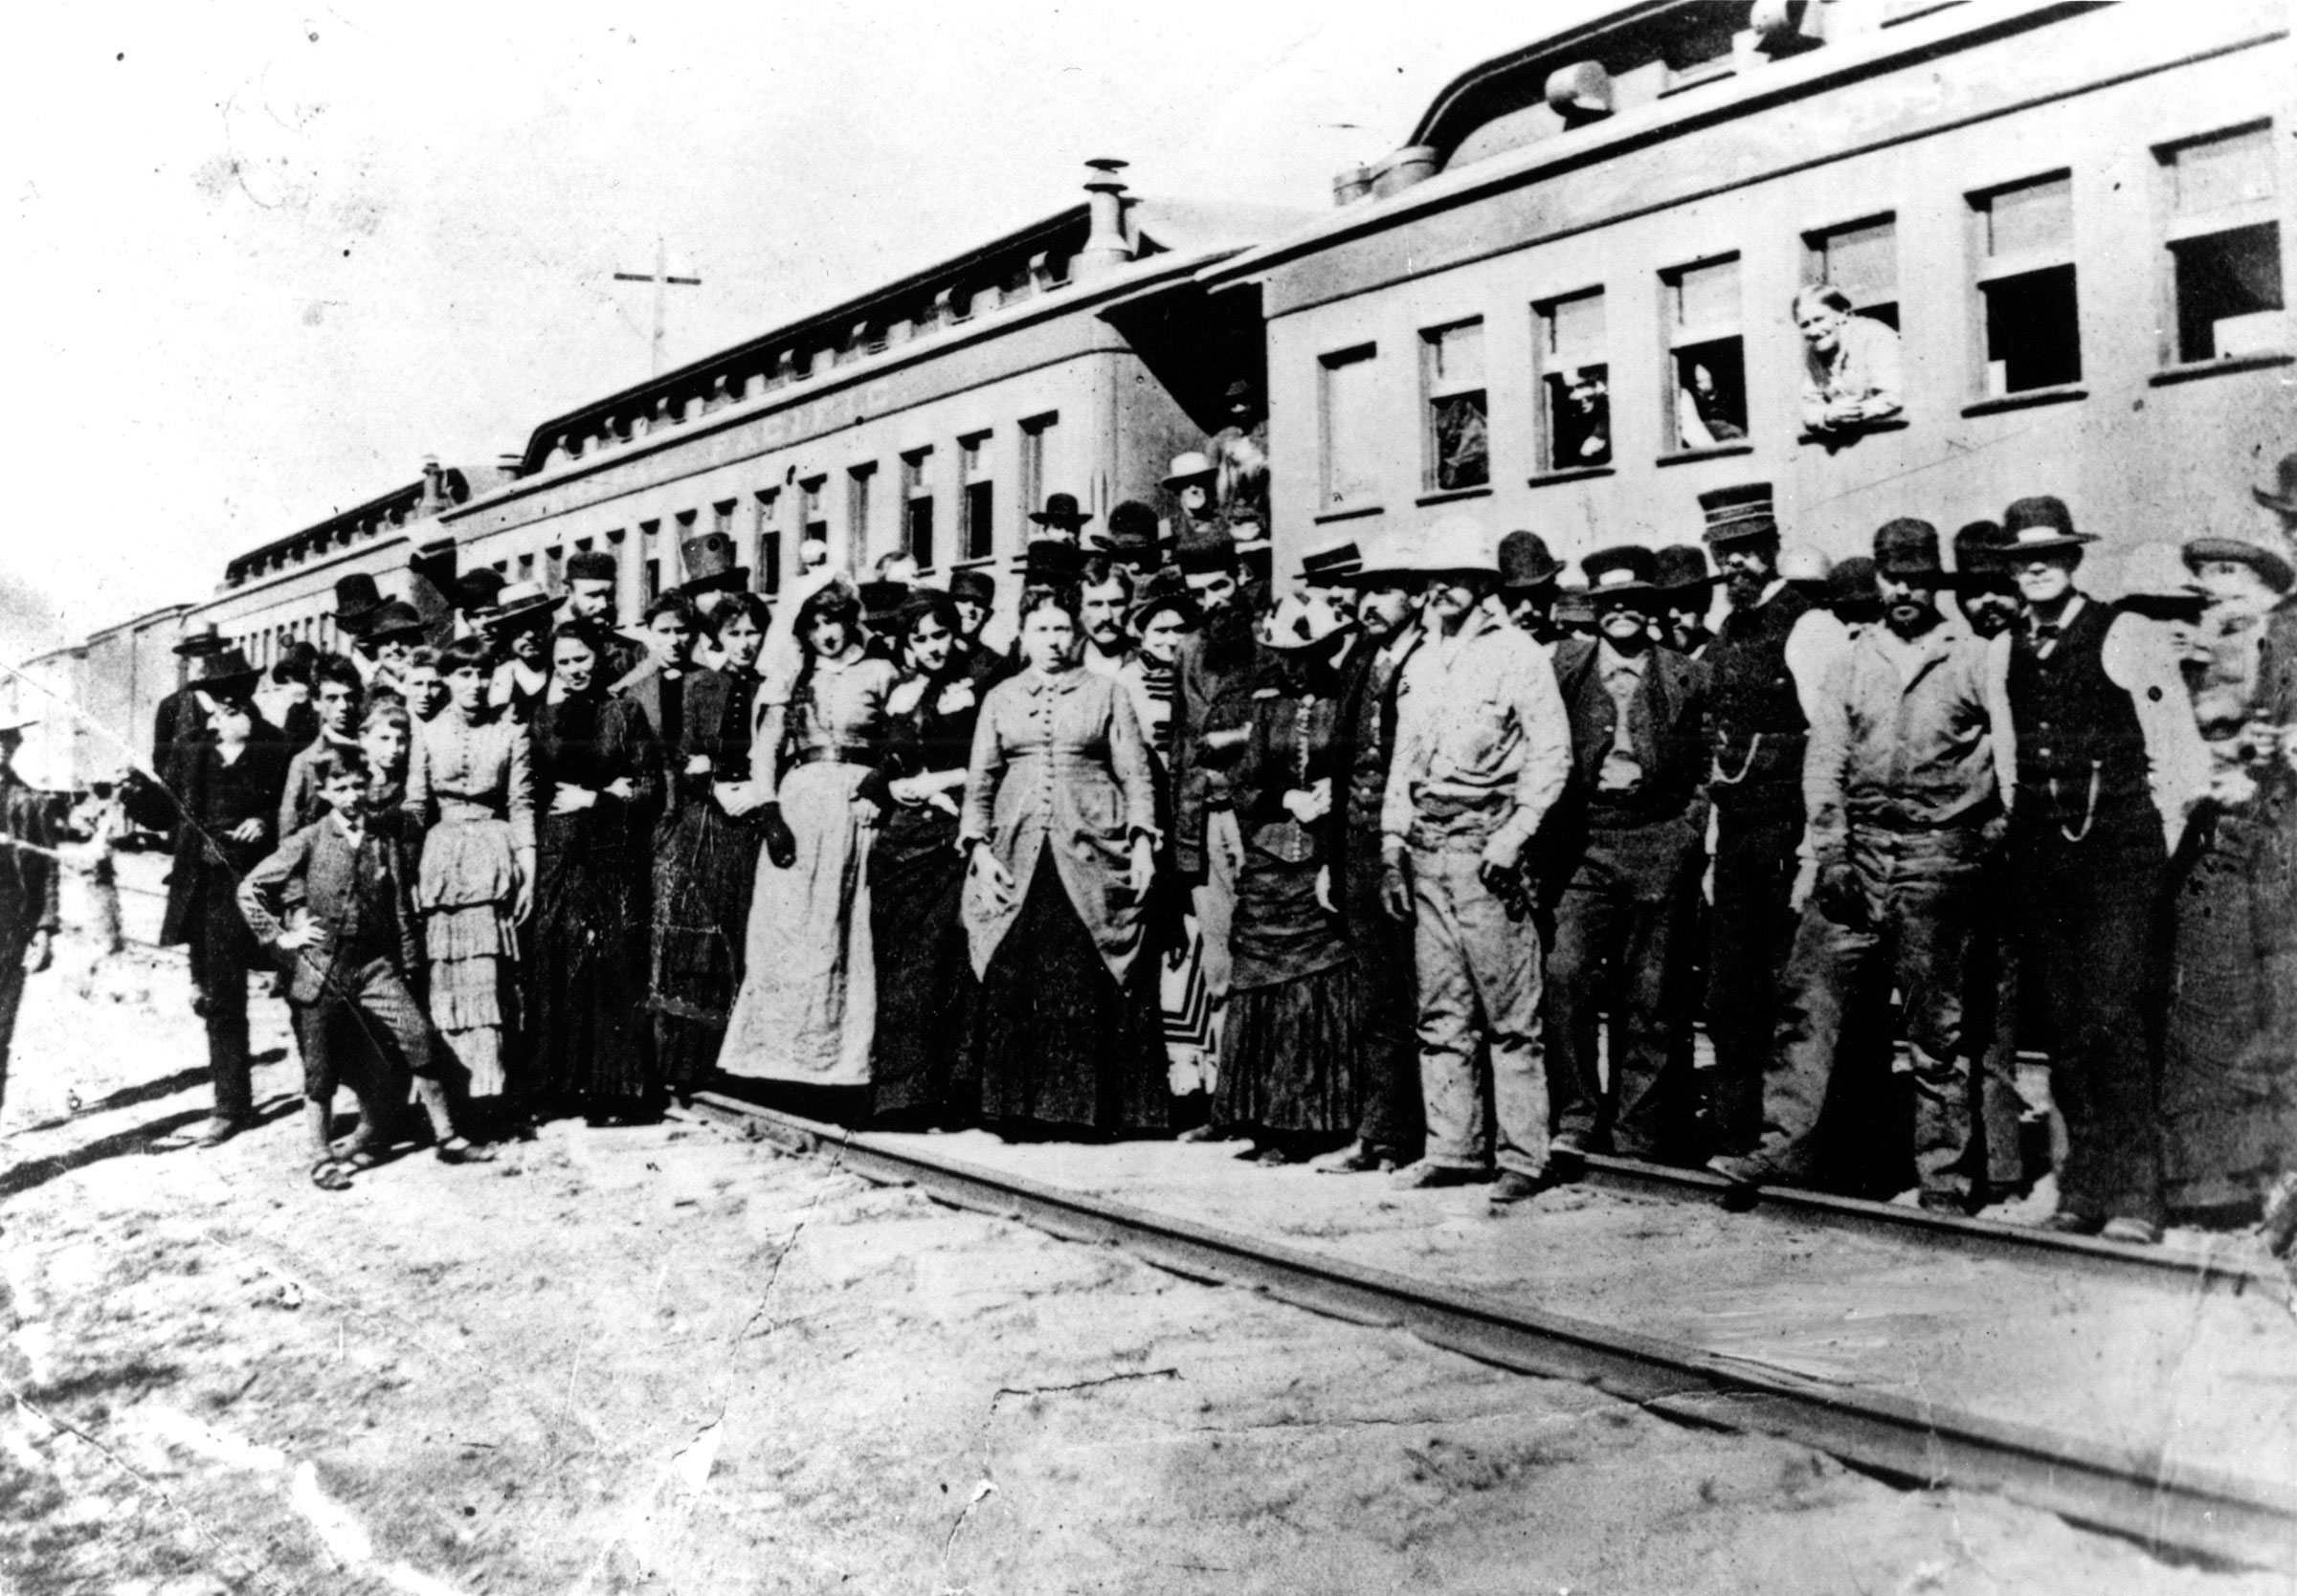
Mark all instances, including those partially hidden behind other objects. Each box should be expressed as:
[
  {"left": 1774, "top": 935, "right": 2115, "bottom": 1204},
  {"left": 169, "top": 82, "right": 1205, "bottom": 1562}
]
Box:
[{"left": 1663, "top": 256, "right": 1746, "bottom": 450}]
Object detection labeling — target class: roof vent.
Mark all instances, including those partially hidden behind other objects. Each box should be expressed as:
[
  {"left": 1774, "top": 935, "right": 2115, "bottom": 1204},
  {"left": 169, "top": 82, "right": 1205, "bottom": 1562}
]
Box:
[
  {"left": 1545, "top": 61, "right": 1614, "bottom": 124},
  {"left": 1370, "top": 144, "right": 1440, "bottom": 199},
  {"left": 1332, "top": 165, "right": 1374, "bottom": 208},
  {"left": 1076, "top": 158, "right": 1133, "bottom": 277}
]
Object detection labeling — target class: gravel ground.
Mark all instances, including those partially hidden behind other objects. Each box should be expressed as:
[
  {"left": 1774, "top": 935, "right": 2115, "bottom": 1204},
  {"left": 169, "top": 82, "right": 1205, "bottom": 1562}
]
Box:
[{"left": 0, "top": 862, "right": 2289, "bottom": 1594}]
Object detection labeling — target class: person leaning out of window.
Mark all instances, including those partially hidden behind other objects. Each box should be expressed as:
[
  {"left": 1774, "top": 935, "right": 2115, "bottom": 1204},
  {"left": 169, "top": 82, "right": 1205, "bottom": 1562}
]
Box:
[{"left": 1794, "top": 284, "right": 1903, "bottom": 439}]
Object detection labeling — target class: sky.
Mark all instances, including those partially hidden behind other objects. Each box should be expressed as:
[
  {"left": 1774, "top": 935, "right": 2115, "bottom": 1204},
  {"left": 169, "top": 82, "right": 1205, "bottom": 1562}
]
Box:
[{"left": 0, "top": 0, "right": 1595, "bottom": 654}]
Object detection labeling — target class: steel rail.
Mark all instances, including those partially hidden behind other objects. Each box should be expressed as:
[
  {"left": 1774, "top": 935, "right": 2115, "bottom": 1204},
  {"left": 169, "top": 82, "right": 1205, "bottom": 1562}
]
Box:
[
  {"left": 688, "top": 1091, "right": 2297, "bottom": 1572},
  {"left": 1579, "top": 1153, "right": 2286, "bottom": 1297}
]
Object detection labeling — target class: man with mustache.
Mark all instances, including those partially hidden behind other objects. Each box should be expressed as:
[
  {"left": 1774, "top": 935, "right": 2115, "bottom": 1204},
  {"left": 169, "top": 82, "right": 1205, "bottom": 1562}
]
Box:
[{"left": 1713, "top": 520, "right": 2012, "bottom": 1211}]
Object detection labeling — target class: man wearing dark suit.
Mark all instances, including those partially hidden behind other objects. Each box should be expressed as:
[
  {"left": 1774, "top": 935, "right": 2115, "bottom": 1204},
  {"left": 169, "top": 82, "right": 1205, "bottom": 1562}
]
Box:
[{"left": 1542, "top": 545, "right": 1708, "bottom": 1167}]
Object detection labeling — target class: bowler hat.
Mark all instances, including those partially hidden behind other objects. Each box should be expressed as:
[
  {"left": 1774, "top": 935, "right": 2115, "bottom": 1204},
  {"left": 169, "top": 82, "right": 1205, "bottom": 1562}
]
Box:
[
  {"left": 1698, "top": 482, "right": 1779, "bottom": 546},
  {"left": 948, "top": 568, "right": 996, "bottom": 606},
  {"left": 2254, "top": 452, "right": 2297, "bottom": 517},
  {"left": 566, "top": 549, "right": 618, "bottom": 585},
  {"left": 1173, "top": 518, "right": 1239, "bottom": 576},
  {"left": 333, "top": 573, "right": 386, "bottom": 634},
  {"left": 1298, "top": 536, "right": 1363, "bottom": 587},
  {"left": 1410, "top": 514, "right": 1498, "bottom": 578},
  {"left": 480, "top": 580, "right": 557, "bottom": 632},
  {"left": 2183, "top": 535, "right": 2297, "bottom": 596},
  {"left": 678, "top": 531, "right": 749, "bottom": 597},
  {"left": 1952, "top": 520, "right": 2011, "bottom": 578},
  {"left": 173, "top": 621, "right": 226, "bottom": 657},
  {"left": 1126, "top": 568, "right": 1199, "bottom": 634},
  {"left": 1652, "top": 544, "right": 1715, "bottom": 594},
  {"left": 1581, "top": 544, "right": 1661, "bottom": 600},
  {"left": 362, "top": 600, "right": 427, "bottom": 642},
  {"left": 1498, "top": 530, "right": 1565, "bottom": 589},
  {"left": 858, "top": 578, "right": 912, "bottom": 631},
  {"left": 1095, "top": 500, "right": 1162, "bottom": 558},
  {"left": 455, "top": 568, "right": 508, "bottom": 613},
  {"left": 1872, "top": 518, "right": 1946, "bottom": 579},
  {"left": 1161, "top": 451, "right": 1217, "bottom": 489},
  {"left": 1028, "top": 493, "right": 1093, "bottom": 531},
  {"left": 1023, "top": 539, "right": 1086, "bottom": 588},
  {"left": 193, "top": 648, "right": 262, "bottom": 698},
  {"left": 1999, "top": 496, "right": 2095, "bottom": 555}
]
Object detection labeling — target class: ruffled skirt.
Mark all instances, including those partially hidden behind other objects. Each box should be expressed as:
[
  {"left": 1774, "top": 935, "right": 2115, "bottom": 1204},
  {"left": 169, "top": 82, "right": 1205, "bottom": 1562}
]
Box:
[{"left": 418, "top": 815, "right": 521, "bottom": 1097}]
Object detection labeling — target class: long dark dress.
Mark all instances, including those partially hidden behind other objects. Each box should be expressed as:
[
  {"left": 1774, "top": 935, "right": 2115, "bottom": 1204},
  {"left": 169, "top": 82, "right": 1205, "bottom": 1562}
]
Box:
[
  {"left": 648, "top": 666, "right": 765, "bottom": 1091},
  {"left": 528, "top": 690, "right": 660, "bottom": 1116},
  {"left": 1212, "top": 659, "right": 1359, "bottom": 1140},
  {"left": 867, "top": 669, "right": 983, "bottom": 1122}
]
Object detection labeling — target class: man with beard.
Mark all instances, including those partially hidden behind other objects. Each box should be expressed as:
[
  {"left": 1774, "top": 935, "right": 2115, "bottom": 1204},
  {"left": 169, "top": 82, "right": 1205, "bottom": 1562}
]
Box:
[
  {"left": 1497, "top": 531, "right": 1566, "bottom": 651},
  {"left": 1953, "top": 521, "right": 2020, "bottom": 640},
  {"left": 1079, "top": 559, "right": 1138, "bottom": 678},
  {"left": 1311, "top": 529, "right": 1427, "bottom": 1175},
  {"left": 1698, "top": 483, "right": 1848, "bottom": 1163},
  {"left": 1544, "top": 545, "right": 1708, "bottom": 1169},
  {"left": 1714, "top": 520, "right": 2013, "bottom": 1211},
  {"left": 2000, "top": 497, "right": 2209, "bottom": 1243},
  {"left": 564, "top": 549, "right": 649, "bottom": 685}
]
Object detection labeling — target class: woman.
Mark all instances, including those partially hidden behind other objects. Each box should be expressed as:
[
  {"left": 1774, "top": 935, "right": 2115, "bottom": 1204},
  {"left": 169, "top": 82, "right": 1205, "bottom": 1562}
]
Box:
[
  {"left": 719, "top": 574, "right": 897, "bottom": 1101},
  {"left": 867, "top": 591, "right": 983, "bottom": 1125},
  {"left": 483, "top": 580, "right": 558, "bottom": 724},
  {"left": 1208, "top": 591, "right": 1359, "bottom": 1162},
  {"left": 649, "top": 591, "right": 771, "bottom": 1096},
  {"left": 406, "top": 633, "right": 535, "bottom": 1124},
  {"left": 959, "top": 587, "right": 1166, "bottom": 1139},
  {"left": 526, "top": 619, "right": 660, "bottom": 1122}
]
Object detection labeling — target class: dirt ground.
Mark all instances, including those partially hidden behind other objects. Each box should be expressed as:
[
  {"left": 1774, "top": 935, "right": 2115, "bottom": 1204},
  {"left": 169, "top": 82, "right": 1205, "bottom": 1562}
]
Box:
[{"left": 2, "top": 864, "right": 2292, "bottom": 1594}]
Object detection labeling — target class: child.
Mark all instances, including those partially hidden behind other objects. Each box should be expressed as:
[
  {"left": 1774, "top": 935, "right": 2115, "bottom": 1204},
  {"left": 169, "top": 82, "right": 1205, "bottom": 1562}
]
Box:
[{"left": 237, "top": 744, "right": 491, "bottom": 1188}]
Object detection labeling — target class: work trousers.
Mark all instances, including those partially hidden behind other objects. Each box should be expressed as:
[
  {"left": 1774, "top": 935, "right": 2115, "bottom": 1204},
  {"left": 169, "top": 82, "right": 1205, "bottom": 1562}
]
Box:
[
  {"left": 296, "top": 957, "right": 434, "bottom": 1106},
  {"left": 1705, "top": 796, "right": 1804, "bottom": 1157},
  {"left": 1408, "top": 833, "right": 1548, "bottom": 1179},
  {"left": 1757, "top": 826, "right": 1987, "bottom": 1200},
  {"left": 2013, "top": 809, "right": 2167, "bottom": 1227},
  {"left": 1545, "top": 813, "right": 1703, "bottom": 1163},
  {"left": 188, "top": 891, "right": 255, "bottom": 1124},
  {"left": 0, "top": 951, "right": 25, "bottom": 1114},
  {"left": 1340, "top": 824, "right": 1423, "bottom": 1164},
  {"left": 1964, "top": 876, "right": 2030, "bottom": 1192}
]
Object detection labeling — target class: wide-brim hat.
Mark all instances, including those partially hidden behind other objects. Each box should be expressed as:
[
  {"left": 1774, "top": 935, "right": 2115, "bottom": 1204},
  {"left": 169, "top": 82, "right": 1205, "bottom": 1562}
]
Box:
[
  {"left": 1498, "top": 530, "right": 1565, "bottom": 589},
  {"left": 1410, "top": 514, "right": 1498, "bottom": 578},
  {"left": 1029, "top": 492, "right": 1093, "bottom": 530},
  {"left": 362, "top": 600, "right": 428, "bottom": 643},
  {"left": 2255, "top": 452, "right": 2297, "bottom": 517},
  {"left": 1022, "top": 539, "right": 1087, "bottom": 588},
  {"left": 1999, "top": 496, "right": 2095, "bottom": 556},
  {"left": 1161, "top": 451, "right": 1217, "bottom": 489},
  {"left": 1261, "top": 591, "right": 1349, "bottom": 652},
  {"left": 192, "top": 648, "right": 262, "bottom": 698},
  {"left": 2183, "top": 535, "right": 2297, "bottom": 596},
  {"left": 1344, "top": 528, "right": 1422, "bottom": 585},
  {"left": 455, "top": 569, "right": 508, "bottom": 613},
  {"left": 479, "top": 580, "right": 557, "bottom": 632},
  {"left": 1127, "top": 568, "right": 1200, "bottom": 633},
  {"left": 1873, "top": 518, "right": 1947, "bottom": 580},
  {"left": 1651, "top": 543, "right": 1716, "bottom": 594},
  {"left": 1581, "top": 544, "right": 1661, "bottom": 601},
  {"left": 333, "top": 572, "right": 387, "bottom": 635},
  {"left": 1094, "top": 500, "right": 1162, "bottom": 555},
  {"left": 1699, "top": 482, "right": 1779, "bottom": 547},
  {"left": 1298, "top": 535, "right": 1363, "bottom": 587},
  {"left": 1825, "top": 556, "right": 1883, "bottom": 613},
  {"left": 172, "top": 621, "right": 225, "bottom": 657}
]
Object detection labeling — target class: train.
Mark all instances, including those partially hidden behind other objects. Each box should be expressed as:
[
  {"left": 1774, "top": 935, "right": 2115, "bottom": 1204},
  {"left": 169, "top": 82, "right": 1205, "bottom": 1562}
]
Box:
[{"left": 12, "top": 0, "right": 2292, "bottom": 797}]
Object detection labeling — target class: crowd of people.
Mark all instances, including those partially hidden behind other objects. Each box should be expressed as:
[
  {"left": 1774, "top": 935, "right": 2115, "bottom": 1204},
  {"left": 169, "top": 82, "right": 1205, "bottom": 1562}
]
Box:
[{"left": 2, "top": 444, "right": 2292, "bottom": 1253}]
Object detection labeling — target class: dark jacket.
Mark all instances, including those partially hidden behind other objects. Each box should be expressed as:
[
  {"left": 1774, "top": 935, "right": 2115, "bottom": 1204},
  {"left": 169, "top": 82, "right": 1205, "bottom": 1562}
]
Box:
[
  {"left": 1550, "top": 637, "right": 1708, "bottom": 826},
  {"left": 160, "top": 730, "right": 287, "bottom": 947},
  {"left": 0, "top": 772, "right": 60, "bottom": 954},
  {"left": 237, "top": 812, "right": 425, "bottom": 1003}
]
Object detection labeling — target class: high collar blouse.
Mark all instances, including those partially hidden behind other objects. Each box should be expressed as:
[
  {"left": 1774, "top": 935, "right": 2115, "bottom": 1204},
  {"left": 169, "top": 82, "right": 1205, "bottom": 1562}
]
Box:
[
  {"left": 959, "top": 665, "right": 1159, "bottom": 983},
  {"left": 408, "top": 704, "right": 537, "bottom": 853}
]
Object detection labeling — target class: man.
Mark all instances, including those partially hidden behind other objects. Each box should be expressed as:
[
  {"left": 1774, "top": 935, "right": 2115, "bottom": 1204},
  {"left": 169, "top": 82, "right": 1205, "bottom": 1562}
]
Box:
[
  {"left": 565, "top": 549, "right": 648, "bottom": 684},
  {"left": 1380, "top": 514, "right": 1572, "bottom": 1206},
  {"left": 1715, "top": 520, "right": 2014, "bottom": 1212},
  {"left": 279, "top": 654, "right": 367, "bottom": 837},
  {"left": 1207, "top": 378, "right": 1270, "bottom": 542},
  {"left": 128, "top": 622, "right": 230, "bottom": 837},
  {"left": 947, "top": 567, "right": 1008, "bottom": 693},
  {"left": 1095, "top": 500, "right": 1164, "bottom": 576},
  {"left": 1079, "top": 559, "right": 1138, "bottom": 678},
  {"left": 1311, "top": 529, "right": 1427, "bottom": 1176},
  {"left": 330, "top": 572, "right": 386, "bottom": 649},
  {"left": 354, "top": 601, "right": 427, "bottom": 703},
  {"left": 1297, "top": 537, "right": 1362, "bottom": 610},
  {"left": 479, "top": 580, "right": 557, "bottom": 722},
  {"left": 1952, "top": 521, "right": 2021, "bottom": 640},
  {"left": 1795, "top": 284, "right": 1904, "bottom": 438},
  {"left": 0, "top": 711, "right": 58, "bottom": 1111},
  {"left": 2246, "top": 456, "right": 2297, "bottom": 1254},
  {"left": 1699, "top": 483, "right": 1849, "bottom": 1160},
  {"left": 1544, "top": 545, "right": 1708, "bottom": 1169},
  {"left": 1654, "top": 545, "right": 1717, "bottom": 657},
  {"left": 1027, "top": 493, "right": 1094, "bottom": 546},
  {"left": 1497, "top": 531, "right": 1566, "bottom": 649},
  {"left": 1825, "top": 556, "right": 1884, "bottom": 638},
  {"left": 2000, "top": 496, "right": 2209, "bottom": 1243}
]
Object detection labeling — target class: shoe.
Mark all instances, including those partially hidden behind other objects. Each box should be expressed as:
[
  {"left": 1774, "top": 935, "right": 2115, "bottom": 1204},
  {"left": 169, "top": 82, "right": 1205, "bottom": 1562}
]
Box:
[
  {"left": 2101, "top": 1215, "right": 2162, "bottom": 1247},
  {"left": 1487, "top": 1169, "right": 1555, "bottom": 1207},
  {"left": 435, "top": 1137, "right": 497, "bottom": 1165},
  {"left": 1309, "top": 1142, "right": 1377, "bottom": 1174},
  {"left": 1545, "top": 1146, "right": 1587, "bottom": 1185},
  {"left": 1706, "top": 1154, "right": 1767, "bottom": 1212},
  {"left": 1391, "top": 1161, "right": 1489, "bottom": 1190},
  {"left": 1917, "top": 1189, "right": 1971, "bottom": 1216},
  {"left": 1176, "top": 1123, "right": 1232, "bottom": 1144},
  {"left": 192, "top": 1116, "right": 242, "bottom": 1149},
  {"left": 2038, "top": 1209, "right": 2105, "bottom": 1236},
  {"left": 2261, "top": 1172, "right": 2297, "bottom": 1258}
]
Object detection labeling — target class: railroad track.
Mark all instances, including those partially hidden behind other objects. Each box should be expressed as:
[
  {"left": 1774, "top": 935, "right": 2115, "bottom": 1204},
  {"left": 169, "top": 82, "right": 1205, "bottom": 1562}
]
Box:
[{"left": 686, "top": 1091, "right": 2297, "bottom": 1572}]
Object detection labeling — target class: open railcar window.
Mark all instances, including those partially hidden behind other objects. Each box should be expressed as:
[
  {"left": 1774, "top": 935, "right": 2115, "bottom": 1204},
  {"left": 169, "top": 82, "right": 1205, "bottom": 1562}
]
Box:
[
  {"left": 1663, "top": 255, "right": 1747, "bottom": 450},
  {"left": 2157, "top": 124, "right": 2286, "bottom": 366},
  {"left": 1534, "top": 289, "right": 1610, "bottom": 472},
  {"left": 1971, "top": 174, "right": 2081, "bottom": 395},
  {"left": 1421, "top": 320, "right": 1489, "bottom": 492}
]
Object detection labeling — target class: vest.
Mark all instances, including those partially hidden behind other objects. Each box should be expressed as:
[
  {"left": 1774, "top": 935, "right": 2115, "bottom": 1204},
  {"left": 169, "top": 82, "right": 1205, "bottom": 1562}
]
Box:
[
  {"left": 1554, "top": 640, "right": 1703, "bottom": 824},
  {"left": 1706, "top": 584, "right": 1812, "bottom": 802},
  {"left": 2007, "top": 598, "right": 2151, "bottom": 828}
]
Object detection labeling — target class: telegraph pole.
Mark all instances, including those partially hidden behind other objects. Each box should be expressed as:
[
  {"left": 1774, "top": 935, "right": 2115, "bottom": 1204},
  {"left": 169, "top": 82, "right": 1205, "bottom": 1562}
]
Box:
[{"left": 613, "top": 236, "right": 702, "bottom": 375}]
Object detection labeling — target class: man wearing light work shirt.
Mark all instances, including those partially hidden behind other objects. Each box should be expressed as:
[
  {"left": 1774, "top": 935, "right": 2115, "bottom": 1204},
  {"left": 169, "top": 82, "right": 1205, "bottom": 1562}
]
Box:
[{"left": 1380, "top": 515, "right": 1572, "bottom": 1208}]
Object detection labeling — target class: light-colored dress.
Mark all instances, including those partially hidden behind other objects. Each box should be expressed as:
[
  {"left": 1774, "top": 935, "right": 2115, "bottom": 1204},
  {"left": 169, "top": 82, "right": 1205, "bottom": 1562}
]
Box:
[
  {"left": 720, "top": 647, "right": 898, "bottom": 1086},
  {"left": 406, "top": 706, "right": 535, "bottom": 1099}
]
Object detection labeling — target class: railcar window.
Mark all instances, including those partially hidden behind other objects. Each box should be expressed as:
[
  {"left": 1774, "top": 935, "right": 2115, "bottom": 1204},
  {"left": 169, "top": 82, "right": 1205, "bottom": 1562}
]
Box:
[
  {"left": 847, "top": 464, "right": 877, "bottom": 565},
  {"left": 959, "top": 432, "right": 994, "bottom": 563},
  {"left": 2157, "top": 125, "right": 2285, "bottom": 365},
  {"left": 801, "top": 477, "right": 828, "bottom": 552},
  {"left": 753, "top": 490, "right": 782, "bottom": 596},
  {"left": 639, "top": 521, "right": 662, "bottom": 603},
  {"left": 1663, "top": 255, "right": 1748, "bottom": 451},
  {"left": 712, "top": 500, "right": 735, "bottom": 538},
  {"left": 517, "top": 552, "right": 536, "bottom": 584},
  {"left": 1971, "top": 174, "right": 2080, "bottom": 395},
  {"left": 545, "top": 546, "right": 564, "bottom": 596},
  {"left": 1319, "top": 344, "right": 1380, "bottom": 509},
  {"left": 1806, "top": 216, "right": 1899, "bottom": 330},
  {"left": 902, "top": 447, "right": 936, "bottom": 570},
  {"left": 1421, "top": 320, "right": 1489, "bottom": 492},
  {"left": 1533, "top": 289, "right": 1610, "bottom": 472},
  {"left": 1019, "top": 412, "right": 1059, "bottom": 526}
]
